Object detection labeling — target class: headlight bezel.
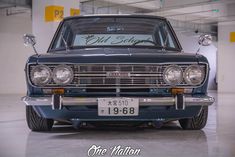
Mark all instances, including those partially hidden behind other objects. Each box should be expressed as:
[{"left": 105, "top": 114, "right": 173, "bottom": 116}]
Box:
[
  {"left": 52, "top": 64, "right": 74, "bottom": 85},
  {"left": 30, "top": 64, "right": 52, "bottom": 86},
  {"left": 184, "top": 65, "right": 205, "bottom": 86},
  {"left": 163, "top": 65, "right": 183, "bottom": 86}
]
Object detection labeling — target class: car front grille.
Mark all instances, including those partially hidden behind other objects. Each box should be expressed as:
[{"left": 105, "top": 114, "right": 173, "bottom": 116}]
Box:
[
  {"left": 74, "top": 64, "right": 164, "bottom": 88},
  {"left": 29, "top": 64, "right": 207, "bottom": 88}
]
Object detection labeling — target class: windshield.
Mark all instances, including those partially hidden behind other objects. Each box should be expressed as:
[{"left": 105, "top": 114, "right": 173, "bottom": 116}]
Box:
[{"left": 50, "top": 17, "right": 180, "bottom": 51}]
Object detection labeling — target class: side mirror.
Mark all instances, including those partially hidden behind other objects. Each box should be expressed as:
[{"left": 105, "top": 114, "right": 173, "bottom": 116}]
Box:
[
  {"left": 23, "top": 34, "right": 38, "bottom": 55},
  {"left": 198, "top": 34, "right": 212, "bottom": 46}
]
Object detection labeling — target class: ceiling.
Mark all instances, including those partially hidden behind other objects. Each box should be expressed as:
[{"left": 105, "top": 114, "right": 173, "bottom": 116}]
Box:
[
  {"left": 81, "top": 0, "right": 235, "bottom": 24},
  {"left": 80, "top": 0, "right": 235, "bottom": 37},
  {"left": 2, "top": 0, "right": 235, "bottom": 37},
  {"left": 2, "top": 0, "right": 234, "bottom": 24},
  {"left": 0, "top": 0, "right": 31, "bottom": 16}
]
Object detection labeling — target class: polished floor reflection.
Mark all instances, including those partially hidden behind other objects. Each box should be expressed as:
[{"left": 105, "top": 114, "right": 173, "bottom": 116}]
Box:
[{"left": 0, "top": 92, "right": 234, "bottom": 157}]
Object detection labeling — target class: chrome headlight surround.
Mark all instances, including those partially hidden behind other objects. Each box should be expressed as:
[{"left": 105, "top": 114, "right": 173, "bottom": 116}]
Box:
[
  {"left": 30, "top": 65, "right": 52, "bottom": 86},
  {"left": 184, "top": 65, "right": 205, "bottom": 86},
  {"left": 163, "top": 65, "right": 183, "bottom": 86},
  {"left": 52, "top": 65, "right": 74, "bottom": 85}
]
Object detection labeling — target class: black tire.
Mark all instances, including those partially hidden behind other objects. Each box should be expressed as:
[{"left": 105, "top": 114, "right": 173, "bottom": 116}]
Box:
[
  {"left": 179, "top": 106, "right": 208, "bottom": 130},
  {"left": 26, "top": 106, "right": 54, "bottom": 132}
]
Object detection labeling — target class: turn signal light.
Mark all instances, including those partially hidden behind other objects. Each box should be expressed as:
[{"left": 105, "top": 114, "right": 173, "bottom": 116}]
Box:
[
  {"left": 171, "top": 88, "right": 184, "bottom": 95},
  {"left": 52, "top": 88, "right": 65, "bottom": 94}
]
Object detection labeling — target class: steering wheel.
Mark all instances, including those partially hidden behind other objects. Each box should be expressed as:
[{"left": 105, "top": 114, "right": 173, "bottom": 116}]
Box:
[{"left": 132, "top": 40, "right": 159, "bottom": 46}]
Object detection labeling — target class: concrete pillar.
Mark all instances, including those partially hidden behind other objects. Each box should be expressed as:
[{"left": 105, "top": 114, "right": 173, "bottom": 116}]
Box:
[
  {"left": 32, "top": 0, "right": 80, "bottom": 53},
  {"left": 218, "top": 21, "right": 235, "bottom": 93},
  {"left": 218, "top": 3, "right": 235, "bottom": 93}
]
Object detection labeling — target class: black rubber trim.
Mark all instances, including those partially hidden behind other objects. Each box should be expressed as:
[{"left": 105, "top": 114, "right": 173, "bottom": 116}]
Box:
[
  {"left": 176, "top": 94, "right": 185, "bottom": 110},
  {"left": 52, "top": 94, "right": 62, "bottom": 110}
]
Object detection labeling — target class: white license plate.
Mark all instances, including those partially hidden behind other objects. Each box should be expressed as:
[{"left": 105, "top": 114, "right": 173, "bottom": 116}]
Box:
[{"left": 98, "top": 98, "right": 139, "bottom": 116}]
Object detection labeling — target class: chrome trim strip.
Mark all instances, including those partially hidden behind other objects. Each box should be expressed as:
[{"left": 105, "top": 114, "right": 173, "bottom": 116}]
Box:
[
  {"left": 22, "top": 95, "right": 214, "bottom": 107},
  {"left": 29, "top": 62, "right": 201, "bottom": 65},
  {"left": 182, "top": 95, "right": 186, "bottom": 110},
  {"left": 51, "top": 94, "right": 54, "bottom": 108},
  {"left": 175, "top": 95, "right": 178, "bottom": 109},
  {"left": 26, "top": 62, "right": 209, "bottom": 89},
  {"left": 74, "top": 74, "right": 163, "bottom": 77}
]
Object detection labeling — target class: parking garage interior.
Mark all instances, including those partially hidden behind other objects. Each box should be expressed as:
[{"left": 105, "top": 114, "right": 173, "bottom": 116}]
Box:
[{"left": 0, "top": 0, "right": 235, "bottom": 157}]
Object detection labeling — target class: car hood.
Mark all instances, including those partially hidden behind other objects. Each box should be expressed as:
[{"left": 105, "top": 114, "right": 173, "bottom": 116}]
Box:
[{"left": 29, "top": 48, "right": 208, "bottom": 64}]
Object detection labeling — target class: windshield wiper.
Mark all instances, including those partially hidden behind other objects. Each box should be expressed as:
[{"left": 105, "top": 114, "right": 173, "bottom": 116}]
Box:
[
  {"left": 162, "top": 23, "right": 169, "bottom": 52},
  {"left": 132, "top": 40, "right": 161, "bottom": 47},
  {"left": 61, "top": 35, "right": 69, "bottom": 52},
  {"left": 60, "top": 26, "right": 70, "bottom": 52}
]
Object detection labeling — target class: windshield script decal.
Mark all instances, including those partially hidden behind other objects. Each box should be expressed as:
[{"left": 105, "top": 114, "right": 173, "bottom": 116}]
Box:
[{"left": 74, "top": 34, "right": 153, "bottom": 46}]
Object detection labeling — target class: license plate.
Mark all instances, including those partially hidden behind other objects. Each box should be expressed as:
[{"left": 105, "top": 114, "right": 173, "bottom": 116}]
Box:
[{"left": 98, "top": 98, "right": 139, "bottom": 116}]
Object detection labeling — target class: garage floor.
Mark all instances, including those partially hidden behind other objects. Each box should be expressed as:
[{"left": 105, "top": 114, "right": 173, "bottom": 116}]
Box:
[{"left": 0, "top": 91, "right": 234, "bottom": 157}]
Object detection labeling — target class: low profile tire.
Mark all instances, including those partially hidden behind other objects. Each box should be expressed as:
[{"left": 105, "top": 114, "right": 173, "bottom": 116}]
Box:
[
  {"left": 26, "top": 106, "right": 54, "bottom": 132},
  {"left": 179, "top": 106, "right": 208, "bottom": 130}
]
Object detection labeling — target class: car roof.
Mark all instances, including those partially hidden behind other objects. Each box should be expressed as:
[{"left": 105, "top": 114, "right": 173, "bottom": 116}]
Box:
[{"left": 63, "top": 14, "right": 167, "bottom": 21}]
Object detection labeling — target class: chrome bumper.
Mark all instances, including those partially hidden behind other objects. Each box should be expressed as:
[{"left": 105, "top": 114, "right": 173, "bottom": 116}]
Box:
[{"left": 22, "top": 95, "right": 214, "bottom": 108}]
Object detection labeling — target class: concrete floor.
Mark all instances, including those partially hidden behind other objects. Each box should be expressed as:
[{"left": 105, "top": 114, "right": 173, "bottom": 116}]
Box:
[{"left": 0, "top": 92, "right": 234, "bottom": 157}]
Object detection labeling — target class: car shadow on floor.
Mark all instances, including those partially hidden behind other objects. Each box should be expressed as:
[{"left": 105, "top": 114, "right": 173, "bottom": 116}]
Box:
[
  {"left": 25, "top": 122, "right": 208, "bottom": 157},
  {"left": 44, "top": 121, "right": 206, "bottom": 141}
]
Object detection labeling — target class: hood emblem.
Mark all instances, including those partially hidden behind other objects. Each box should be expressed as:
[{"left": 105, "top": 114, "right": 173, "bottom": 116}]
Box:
[{"left": 106, "top": 71, "right": 130, "bottom": 78}]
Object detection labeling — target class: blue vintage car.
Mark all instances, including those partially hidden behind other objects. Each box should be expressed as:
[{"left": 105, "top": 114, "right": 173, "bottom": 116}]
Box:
[{"left": 22, "top": 15, "right": 214, "bottom": 131}]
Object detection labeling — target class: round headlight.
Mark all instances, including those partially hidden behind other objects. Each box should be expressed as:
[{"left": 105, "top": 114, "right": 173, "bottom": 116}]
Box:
[
  {"left": 184, "top": 65, "right": 205, "bottom": 85},
  {"left": 30, "top": 65, "right": 52, "bottom": 86},
  {"left": 163, "top": 65, "right": 183, "bottom": 86},
  {"left": 53, "top": 65, "right": 74, "bottom": 85}
]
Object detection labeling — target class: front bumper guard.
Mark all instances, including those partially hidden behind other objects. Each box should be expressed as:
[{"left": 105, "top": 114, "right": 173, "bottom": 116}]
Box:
[{"left": 22, "top": 95, "right": 214, "bottom": 110}]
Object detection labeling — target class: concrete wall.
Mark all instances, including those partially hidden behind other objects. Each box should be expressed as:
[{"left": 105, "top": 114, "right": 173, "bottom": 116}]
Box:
[
  {"left": 33, "top": 0, "right": 80, "bottom": 53},
  {"left": 218, "top": 22, "right": 235, "bottom": 93},
  {"left": 0, "top": 0, "right": 80, "bottom": 94},
  {"left": 0, "top": 14, "right": 32, "bottom": 94}
]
